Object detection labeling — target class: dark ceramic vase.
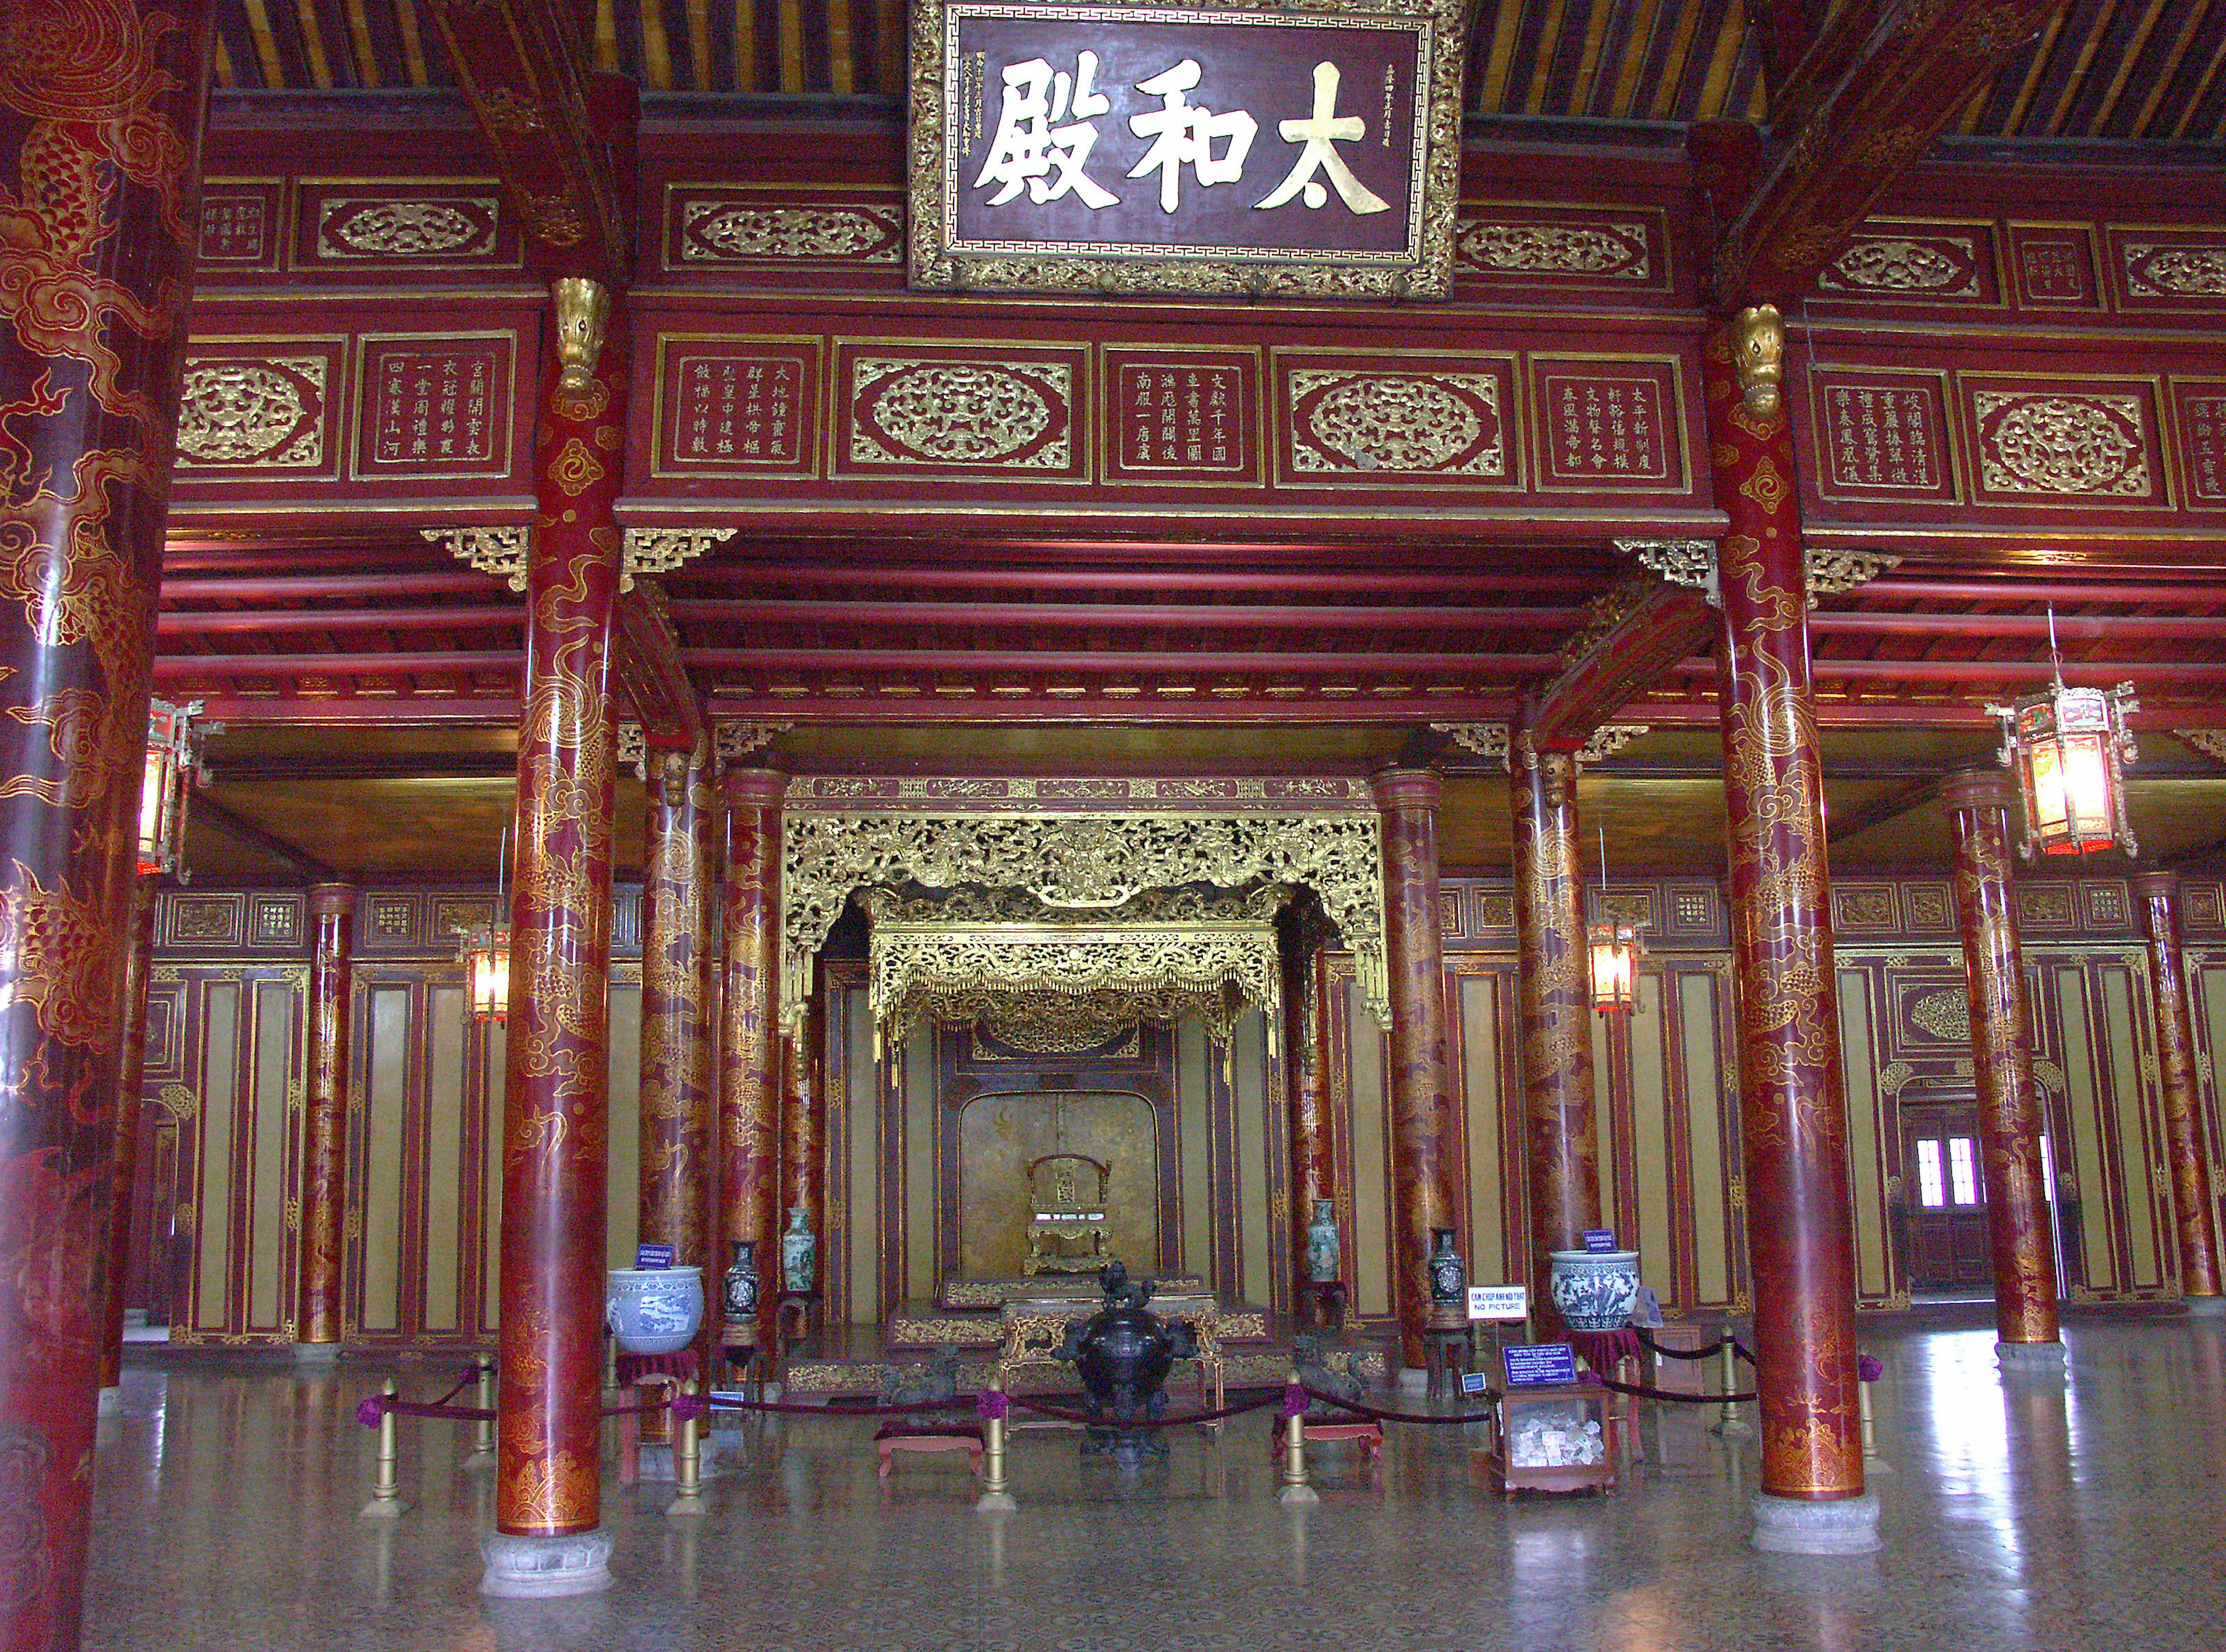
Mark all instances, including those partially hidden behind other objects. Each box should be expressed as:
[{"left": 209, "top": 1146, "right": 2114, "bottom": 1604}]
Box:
[
  {"left": 723, "top": 1239, "right": 762, "bottom": 1319},
  {"left": 1060, "top": 1265, "right": 1195, "bottom": 1463},
  {"left": 1428, "top": 1227, "right": 1465, "bottom": 1304}
]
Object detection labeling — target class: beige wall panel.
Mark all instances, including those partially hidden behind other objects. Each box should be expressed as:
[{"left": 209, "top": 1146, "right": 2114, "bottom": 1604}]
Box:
[
  {"left": 903, "top": 1023, "right": 936, "bottom": 1302},
  {"left": 1836, "top": 967, "right": 1891, "bottom": 1302},
  {"left": 1592, "top": 1024, "right": 1618, "bottom": 1230},
  {"left": 194, "top": 983, "right": 240, "bottom": 1333},
  {"left": 361, "top": 986, "right": 410, "bottom": 1335},
  {"left": 1348, "top": 980, "right": 1390, "bottom": 1319},
  {"left": 846, "top": 988, "right": 879, "bottom": 1326},
  {"left": 2200, "top": 962, "right": 2226, "bottom": 1172},
  {"left": 422, "top": 985, "right": 467, "bottom": 1333},
  {"left": 1177, "top": 1018, "right": 1213, "bottom": 1285},
  {"left": 1460, "top": 974, "right": 1508, "bottom": 1285},
  {"left": 2101, "top": 968, "right": 2162, "bottom": 1289},
  {"left": 603, "top": 984, "right": 643, "bottom": 1272},
  {"left": 1628, "top": 974, "right": 1670, "bottom": 1287},
  {"left": 247, "top": 980, "right": 294, "bottom": 1331},
  {"left": 1234, "top": 1010, "right": 1271, "bottom": 1305},
  {"left": 1680, "top": 973, "right": 1731, "bottom": 1305},
  {"left": 482, "top": 1021, "right": 507, "bottom": 1334},
  {"left": 2054, "top": 965, "right": 2118, "bottom": 1293}
]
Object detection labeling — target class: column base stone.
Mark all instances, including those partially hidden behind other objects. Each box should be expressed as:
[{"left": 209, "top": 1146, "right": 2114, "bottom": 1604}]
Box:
[
  {"left": 96, "top": 1385, "right": 122, "bottom": 1416},
  {"left": 293, "top": 1341, "right": 341, "bottom": 1364},
  {"left": 479, "top": 1529, "right": 614, "bottom": 1598},
  {"left": 1394, "top": 1366, "right": 1429, "bottom": 1393},
  {"left": 2182, "top": 1296, "right": 2226, "bottom": 1319},
  {"left": 1996, "top": 1340, "right": 2068, "bottom": 1370},
  {"left": 1751, "top": 1491, "right": 1881, "bottom": 1555}
]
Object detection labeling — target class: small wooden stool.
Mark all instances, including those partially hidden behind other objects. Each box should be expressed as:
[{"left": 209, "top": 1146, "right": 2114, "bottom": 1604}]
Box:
[
  {"left": 1423, "top": 1319, "right": 1475, "bottom": 1399},
  {"left": 874, "top": 1421, "right": 985, "bottom": 1481},
  {"left": 1266, "top": 1416, "right": 1384, "bottom": 1468}
]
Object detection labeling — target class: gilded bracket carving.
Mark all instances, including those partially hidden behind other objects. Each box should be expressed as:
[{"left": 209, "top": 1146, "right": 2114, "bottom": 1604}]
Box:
[
  {"left": 1733, "top": 303, "right": 1784, "bottom": 417},
  {"left": 715, "top": 721, "right": 791, "bottom": 765},
  {"left": 1576, "top": 725, "right": 1650, "bottom": 765},
  {"left": 2175, "top": 730, "right": 2226, "bottom": 765},
  {"left": 1616, "top": 537, "right": 1720, "bottom": 606},
  {"left": 616, "top": 721, "right": 646, "bottom": 781},
  {"left": 422, "top": 525, "right": 530, "bottom": 591},
  {"left": 552, "top": 276, "right": 610, "bottom": 391},
  {"left": 1806, "top": 547, "right": 1901, "bottom": 599},
  {"left": 1430, "top": 722, "right": 1511, "bottom": 770},
  {"left": 621, "top": 526, "right": 737, "bottom": 592}
]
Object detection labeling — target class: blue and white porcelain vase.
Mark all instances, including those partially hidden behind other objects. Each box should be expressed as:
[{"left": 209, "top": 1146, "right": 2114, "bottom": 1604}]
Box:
[
  {"left": 781, "top": 1206, "right": 817, "bottom": 1293},
  {"left": 1427, "top": 1227, "right": 1465, "bottom": 1305},
  {"left": 1548, "top": 1249, "right": 1641, "bottom": 1331},
  {"left": 606, "top": 1265, "right": 703, "bottom": 1355},
  {"left": 723, "top": 1239, "right": 761, "bottom": 1320},
  {"left": 1304, "top": 1198, "right": 1341, "bottom": 1283}
]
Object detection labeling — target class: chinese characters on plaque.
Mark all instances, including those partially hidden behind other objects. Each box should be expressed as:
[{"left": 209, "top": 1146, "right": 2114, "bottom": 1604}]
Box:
[
  {"left": 915, "top": 0, "right": 1461, "bottom": 296},
  {"left": 2174, "top": 384, "right": 2226, "bottom": 507},
  {"left": 655, "top": 341, "right": 821, "bottom": 477},
  {"left": 1810, "top": 372, "right": 1955, "bottom": 502},
  {"left": 356, "top": 337, "right": 512, "bottom": 478},
  {"left": 1112, "top": 359, "right": 1249, "bottom": 476},
  {"left": 1536, "top": 365, "right": 1676, "bottom": 488}
]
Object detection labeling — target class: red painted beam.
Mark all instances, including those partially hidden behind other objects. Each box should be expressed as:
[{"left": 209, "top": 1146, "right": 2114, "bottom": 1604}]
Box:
[
  {"left": 155, "top": 651, "right": 520, "bottom": 679},
  {"left": 157, "top": 605, "right": 522, "bottom": 635},
  {"left": 161, "top": 572, "right": 496, "bottom": 603},
  {"left": 1668, "top": 658, "right": 2226, "bottom": 683},
  {"left": 1811, "top": 612, "right": 2226, "bottom": 640},
  {"left": 612, "top": 585, "right": 706, "bottom": 751},
  {"left": 1852, "top": 577, "right": 2226, "bottom": 605},
  {"left": 698, "top": 694, "right": 1526, "bottom": 724},
  {"left": 669, "top": 566, "right": 1602, "bottom": 598},
  {"left": 684, "top": 647, "right": 1561, "bottom": 675},
  {"left": 665, "top": 599, "right": 1587, "bottom": 632},
  {"left": 1628, "top": 699, "right": 2217, "bottom": 730},
  {"left": 194, "top": 697, "right": 523, "bottom": 726},
  {"left": 1522, "top": 579, "right": 1718, "bottom": 752}
]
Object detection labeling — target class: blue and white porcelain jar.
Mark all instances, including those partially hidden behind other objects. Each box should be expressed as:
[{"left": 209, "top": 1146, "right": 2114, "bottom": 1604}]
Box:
[
  {"left": 1304, "top": 1198, "right": 1341, "bottom": 1283},
  {"left": 1547, "top": 1249, "right": 1641, "bottom": 1331},
  {"left": 606, "top": 1265, "right": 704, "bottom": 1355}
]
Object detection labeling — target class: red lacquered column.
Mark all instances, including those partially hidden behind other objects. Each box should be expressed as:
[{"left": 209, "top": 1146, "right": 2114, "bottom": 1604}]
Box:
[
  {"left": 1285, "top": 933, "right": 1343, "bottom": 1322},
  {"left": 296, "top": 883, "right": 357, "bottom": 1356},
  {"left": 99, "top": 880, "right": 161, "bottom": 1393},
  {"left": 2133, "top": 870, "right": 2226, "bottom": 1313},
  {"left": 780, "top": 990, "right": 826, "bottom": 1302},
  {"left": 1511, "top": 741, "right": 1603, "bottom": 1333},
  {"left": 1941, "top": 768, "right": 2063, "bottom": 1359},
  {"left": 0, "top": 9, "right": 216, "bottom": 1645},
  {"left": 719, "top": 768, "right": 786, "bottom": 1351},
  {"left": 636, "top": 746, "right": 716, "bottom": 1271},
  {"left": 490, "top": 281, "right": 627, "bottom": 1574},
  {"left": 1372, "top": 767, "right": 1460, "bottom": 1370},
  {"left": 1707, "top": 308, "right": 1874, "bottom": 1551}
]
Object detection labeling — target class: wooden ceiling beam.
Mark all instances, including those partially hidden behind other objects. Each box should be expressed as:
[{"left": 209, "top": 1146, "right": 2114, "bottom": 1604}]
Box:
[
  {"left": 422, "top": 1, "right": 634, "bottom": 282},
  {"left": 612, "top": 583, "right": 707, "bottom": 752},
  {"left": 686, "top": 647, "right": 1561, "bottom": 675},
  {"left": 1668, "top": 657, "right": 2226, "bottom": 684},
  {"left": 1825, "top": 775, "right": 1941, "bottom": 848},
  {"left": 665, "top": 599, "right": 1588, "bottom": 632},
  {"left": 191, "top": 791, "right": 338, "bottom": 882},
  {"left": 1520, "top": 577, "right": 1720, "bottom": 752},
  {"left": 667, "top": 566, "right": 1601, "bottom": 598},
  {"left": 1811, "top": 612, "right": 2226, "bottom": 641},
  {"left": 161, "top": 572, "right": 496, "bottom": 603},
  {"left": 1706, "top": 0, "right": 2068, "bottom": 306},
  {"left": 155, "top": 651, "right": 519, "bottom": 680},
  {"left": 158, "top": 605, "right": 522, "bottom": 636}
]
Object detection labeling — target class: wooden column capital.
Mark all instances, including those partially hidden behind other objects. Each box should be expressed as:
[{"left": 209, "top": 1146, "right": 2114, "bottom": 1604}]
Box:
[
  {"left": 1370, "top": 767, "right": 1442, "bottom": 813},
  {"left": 1938, "top": 765, "right": 2017, "bottom": 817},
  {"left": 305, "top": 882, "right": 359, "bottom": 921},
  {"left": 722, "top": 767, "right": 789, "bottom": 810}
]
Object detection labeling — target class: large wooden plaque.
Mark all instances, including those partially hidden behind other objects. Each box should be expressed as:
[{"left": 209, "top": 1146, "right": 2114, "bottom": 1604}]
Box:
[{"left": 910, "top": 0, "right": 1465, "bottom": 299}]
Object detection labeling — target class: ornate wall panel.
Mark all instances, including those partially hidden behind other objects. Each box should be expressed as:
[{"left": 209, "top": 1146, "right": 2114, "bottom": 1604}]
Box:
[
  {"left": 2007, "top": 223, "right": 2102, "bottom": 311},
  {"left": 148, "top": 966, "right": 308, "bottom": 1348},
  {"left": 837, "top": 341, "right": 1088, "bottom": 479},
  {"left": 662, "top": 185, "right": 906, "bottom": 279},
  {"left": 199, "top": 179, "right": 287, "bottom": 272},
  {"left": 2107, "top": 227, "right": 2226, "bottom": 314},
  {"left": 1816, "top": 221, "right": 1998, "bottom": 305},
  {"left": 1450, "top": 203, "right": 1668, "bottom": 294},
  {"left": 296, "top": 180, "right": 520, "bottom": 273}
]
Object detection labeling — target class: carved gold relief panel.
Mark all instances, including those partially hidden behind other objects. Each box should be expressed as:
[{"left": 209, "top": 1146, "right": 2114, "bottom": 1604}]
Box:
[
  {"left": 174, "top": 340, "right": 344, "bottom": 478},
  {"left": 835, "top": 341, "right": 1089, "bottom": 479}
]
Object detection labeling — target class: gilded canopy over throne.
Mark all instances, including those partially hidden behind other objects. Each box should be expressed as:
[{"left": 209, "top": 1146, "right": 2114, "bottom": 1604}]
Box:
[{"left": 1024, "top": 1152, "right": 1112, "bottom": 1276}]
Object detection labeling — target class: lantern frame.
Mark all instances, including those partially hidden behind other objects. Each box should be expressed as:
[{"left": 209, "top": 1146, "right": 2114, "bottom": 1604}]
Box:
[
  {"left": 139, "top": 698, "right": 205, "bottom": 878},
  {"left": 1588, "top": 916, "right": 1646, "bottom": 1014},
  {"left": 457, "top": 922, "right": 511, "bottom": 1024},
  {"left": 1986, "top": 675, "right": 2140, "bottom": 860}
]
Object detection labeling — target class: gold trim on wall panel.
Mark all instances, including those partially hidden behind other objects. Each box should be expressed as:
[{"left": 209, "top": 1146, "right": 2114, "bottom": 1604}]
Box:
[
  {"left": 903, "top": 1029, "right": 937, "bottom": 1302},
  {"left": 423, "top": 985, "right": 468, "bottom": 1334},
  {"left": 2055, "top": 963, "right": 2119, "bottom": 1296},
  {"left": 195, "top": 983, "right": 241, "bottom": 1334},
  {"left": 1835, "top": 966, "right": 1893, "bottom": 1305},
  {"left": 481, "top": 1020, "right": 508, "bottom": 1337},
  {"left": 1234, "top": 1010, "right": 1272, "bottom": 1308},
  {"left": 2101, "top": 966, "right": 2163, "bottom": 1290},
  {"left": 247, "top": 979, "right": 296, "bottom": 1333},
  {"left": 1347, "top": 976, "right": 1390, "bottom": 1320},
  {"left": 1679, "top": 971, "right": 1731, "bottom": 1307},
  {"left": 2198, "top": 960, "right": 2226, "bottom": 1173},
  {"left": 605, "top": 983, "right": 645, "bottom": 1273},
  {"left": 1629, "top": 974, "right": 1671, "bottom": 1295},
  {"left": 846, "top": 987, "right": 879, "bottom": 1328},
  {"left": 361, "top": 985, "right": 410, "bottom": 1335},
  {"left": 1458, "top": 973, "right": 1508, "bottom": 1287},
  {"left": 1592, "top": 1007, "right": 1619, "bottom": 1238},
  {"left": 1177, "top": 1018, "right": 1213, "bottom": 1286}
]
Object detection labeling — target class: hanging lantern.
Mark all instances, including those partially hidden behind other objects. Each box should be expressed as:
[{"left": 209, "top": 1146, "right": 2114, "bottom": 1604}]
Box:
[
  {"left": 138, "top": 698, "right": 204, "bottom": 877},
  {"left": 1588, "top": 917, "right": 1645, "bottom": 1014},
  {"left": 457, "top": 923, "right": 511, "bottom": 1024},
  {"left": 1987, "top": 613, "right": 2139, "bottom": 858}
]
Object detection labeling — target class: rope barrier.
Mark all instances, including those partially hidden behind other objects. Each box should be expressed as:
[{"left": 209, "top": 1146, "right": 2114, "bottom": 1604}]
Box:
[
  {"left": 1005, "top": 1390, "right": 1288, "bottom": 1429},
  {"left": 1587, "top": 1373, "right": 1757, "bottom": 1403},
  {"left": 1297, "top": 1385, "right": 1501, "bottom": 1425},
  {"left": 701, "top": 1391, "right": 983, "bottom": 1419}
]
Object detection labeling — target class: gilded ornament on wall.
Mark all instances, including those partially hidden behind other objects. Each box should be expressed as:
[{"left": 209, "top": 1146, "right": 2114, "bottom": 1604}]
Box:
[
  {"left": 2122, "top": 244, "right": 2226, "bottom": 298},
  {"left": 421, "top": 525, "right": 530, "bottom": 591},
  {"left": 317, "top": 198, "right": 497, "bottom": 259},
  {"left": 1908, "top": 987, "right": 1972, "bottom": 1043},
  {"left": 1974, "top": 392, "right": 2150, "bottom": 496},
  {"left": 1617, "top": 537, "right": 1720, "bottom": 605},
  {"left": 1430, "top": 722, "right": 1509, "bottom": 767},
  {"left": 682, "top": 203, "right": 902, "bottom": 261},
  {"left": 1821, "top": 236, "right": 1976, "bottom": 295},
  {"left": 620, "top": 526, "right": 734, "bottom": 591},
  {"left": 1806, "top": 547, "right": 1901, "bottom": 598},
  {"left": 1453, "top": 218, "right": 1650, "bottom": 279},
  {"left": 176, "top": 359, "right": 326, "bottom": 466},
  {"left": 1288, "top": 371, "right": 1503, "bottom": 474},
  {"left": 850, "top": 358, "right": 1071, "bottom": 467}
]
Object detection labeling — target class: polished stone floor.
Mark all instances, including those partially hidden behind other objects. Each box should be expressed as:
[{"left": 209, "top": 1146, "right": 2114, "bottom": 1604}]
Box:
[{"left": 85, "top": 1308, "right": 2226, "bottom": 1651}]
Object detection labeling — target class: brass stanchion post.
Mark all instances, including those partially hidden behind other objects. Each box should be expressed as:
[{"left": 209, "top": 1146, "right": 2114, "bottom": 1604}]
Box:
[
  {"left": 466, "top": 1362, "right": 495, "bottom": 1466},
  {"left": 976, "top": 1383, "right": 1016, "bottom": 1512},
  {"left": 1858, "top": 1366, "right": 1892, "bottom": 1476},
  {"left": 1711, "top": 1340, "right": 1752, "bottom": 1439},
  {"left": 1276, "top": 1392, "right": 1319, "bottom": 1506},
  {"left": 670, "top": 1378, "right": 706, "bottom": 1515},
  {"left": 360, "top": 1380, "right": 408, "bottom": 1518}
]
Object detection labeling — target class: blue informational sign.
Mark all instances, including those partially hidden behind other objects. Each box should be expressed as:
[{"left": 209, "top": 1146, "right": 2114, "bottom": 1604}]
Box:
[
  {"left": 1581, "top": 1229, "right": 1619, "bottom": 1254},
  {"left": 635, "top": 1243, "right": 676, "bottom": 1269},
  {"left": 1503, "top": 1342, "right": 1578, "bottom": 1388},
  {"left": 1460, "top": 1370, "right": 1491, "bottom": 1396}
]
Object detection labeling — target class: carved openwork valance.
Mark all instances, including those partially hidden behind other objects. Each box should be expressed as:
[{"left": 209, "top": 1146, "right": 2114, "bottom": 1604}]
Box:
[
  {"left": 784, "top": 803, "right": 1387, "bottom": 1035},
  {"left": 862, "top": 887, "right": 1286, "bottom": 1055}
]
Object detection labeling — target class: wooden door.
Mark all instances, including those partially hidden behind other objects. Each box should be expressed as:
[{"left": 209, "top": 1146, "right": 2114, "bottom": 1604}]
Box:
[{"left": 1902, "top": 1103, "right": 1994, "bottom": 1291}]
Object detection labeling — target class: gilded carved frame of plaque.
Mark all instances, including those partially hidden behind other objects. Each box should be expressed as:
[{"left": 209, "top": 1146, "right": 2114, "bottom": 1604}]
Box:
[{"left": 910, "top": 0, "right": 1467, "bottom": 299}]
